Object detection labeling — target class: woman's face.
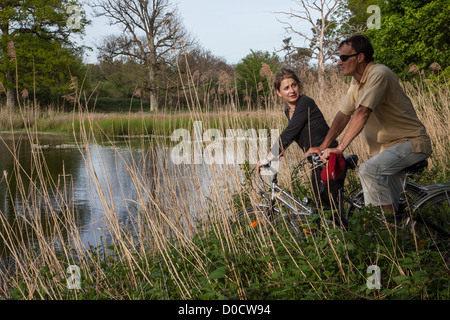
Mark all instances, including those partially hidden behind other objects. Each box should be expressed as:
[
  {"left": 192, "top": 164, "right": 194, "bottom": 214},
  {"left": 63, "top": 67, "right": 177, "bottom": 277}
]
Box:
[{"left": 276, "top": 78, "right": 300, "bottom": 107}]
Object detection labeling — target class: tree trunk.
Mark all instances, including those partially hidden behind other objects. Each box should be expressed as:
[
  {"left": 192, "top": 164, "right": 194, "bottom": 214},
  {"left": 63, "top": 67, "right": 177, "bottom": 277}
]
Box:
[
  {"left": 2, "top": 31, "right": 16, "bottom": 108},
  {"left": 5, "top": 66, "right": 15, "bottom": 108},
  {"left": 318, "top": 57, "right": 325, "bottom": 90},
  {"left": 317, "top": 29, "right": 325, "bottom": 90},
  {"left": 150, "top": 92, "right": 158, "bottom": 112},
  {"left": 148, "top": 63, "right": 158, "bottom": 112},
  {"left": 6, "top": 88, "right": 15, "bottom": 108}
]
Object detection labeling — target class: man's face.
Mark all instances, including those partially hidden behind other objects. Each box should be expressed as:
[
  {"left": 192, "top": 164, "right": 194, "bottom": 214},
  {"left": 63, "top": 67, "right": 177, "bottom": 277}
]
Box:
[
  {"left": 338, "top": 43, "right": 360, "bottom": 77},
  {"left": 276, "top": 78, "right": 300, "bottom": 107}
]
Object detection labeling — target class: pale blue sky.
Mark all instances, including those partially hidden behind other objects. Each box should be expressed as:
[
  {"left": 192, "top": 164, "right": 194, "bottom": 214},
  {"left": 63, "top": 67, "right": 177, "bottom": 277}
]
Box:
[{"left": 80, "top": 0, "right": 309, "bottom": 65}]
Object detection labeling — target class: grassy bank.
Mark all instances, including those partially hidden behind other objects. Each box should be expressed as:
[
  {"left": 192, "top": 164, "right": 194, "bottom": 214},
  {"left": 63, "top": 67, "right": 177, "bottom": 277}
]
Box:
[
  {"left": 0, "top": 107, "right": 281, "bottom": 138},
  {"left": 6, "top": 209, "right": 449, "bottom": 300},
  {"left": 0, "top": 68, "right": 448, "bottom": 300}
]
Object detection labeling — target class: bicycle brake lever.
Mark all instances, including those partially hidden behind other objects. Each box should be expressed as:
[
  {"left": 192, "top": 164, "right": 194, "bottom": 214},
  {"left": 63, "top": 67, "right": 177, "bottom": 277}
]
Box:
[
  {"left": 306, "top": 153, "right": 323, "bottom": 166},
  {"left": 259, "top": 163, "right": 278, "bottom": 176}
]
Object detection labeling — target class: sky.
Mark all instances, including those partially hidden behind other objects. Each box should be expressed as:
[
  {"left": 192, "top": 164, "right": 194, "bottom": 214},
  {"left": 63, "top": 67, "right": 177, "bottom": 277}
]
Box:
[{"left": 79, "top": 0, "right": 310, "bottom": 65}]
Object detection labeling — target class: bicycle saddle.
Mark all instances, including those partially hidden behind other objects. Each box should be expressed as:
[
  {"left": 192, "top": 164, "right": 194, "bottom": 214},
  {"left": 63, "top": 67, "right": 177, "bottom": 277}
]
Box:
[
  {"left": 404, "top": 159, "right": 428, "bottom": 174},
  {"left": 344, "top": 154, "right": 358, "bottom": 170}
]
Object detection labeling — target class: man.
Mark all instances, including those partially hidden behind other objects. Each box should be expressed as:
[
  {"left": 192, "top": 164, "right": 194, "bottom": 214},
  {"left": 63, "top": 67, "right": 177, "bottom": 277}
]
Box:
[{"left": 307, "top": 35, "right": 431, "bottom": 215}]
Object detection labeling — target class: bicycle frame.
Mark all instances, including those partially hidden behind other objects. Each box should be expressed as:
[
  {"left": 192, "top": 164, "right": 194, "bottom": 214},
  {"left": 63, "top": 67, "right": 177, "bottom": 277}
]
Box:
[
  {"left": 256, "top": 154, "right": 359, "bottom": 219},
  {"left": 250, "top": 155, "right": 449, "bottom": 239},
  {"left": 259, "top": 171, "right": 315, "bottom": 217}
]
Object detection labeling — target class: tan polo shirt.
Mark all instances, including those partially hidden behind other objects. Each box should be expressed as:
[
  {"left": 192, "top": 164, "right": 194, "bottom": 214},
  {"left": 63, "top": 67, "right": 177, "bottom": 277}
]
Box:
[{"left": 340, "top": 62, "right": 432, "bottom": 157}]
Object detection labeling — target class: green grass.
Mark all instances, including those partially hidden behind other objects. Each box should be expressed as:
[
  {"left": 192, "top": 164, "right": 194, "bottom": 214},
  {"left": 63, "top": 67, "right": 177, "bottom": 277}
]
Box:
[
  {"left": 1, "top": 110, "right": 279, "bottom": 141},
  {"left": 5, "top": 209, "right": 449, "bottom": 300}
]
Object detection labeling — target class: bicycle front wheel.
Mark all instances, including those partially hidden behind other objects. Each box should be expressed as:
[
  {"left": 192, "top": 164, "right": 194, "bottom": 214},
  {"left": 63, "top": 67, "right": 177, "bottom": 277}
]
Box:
[
  {"left": 273, "top": 213, "right": 341, "bottom": 240},
  {"left": 412, "top": 190, "right": 450, "bottom": 245},
  {"left": 345, "top": 189, "right": 365, "bottom": 222}
]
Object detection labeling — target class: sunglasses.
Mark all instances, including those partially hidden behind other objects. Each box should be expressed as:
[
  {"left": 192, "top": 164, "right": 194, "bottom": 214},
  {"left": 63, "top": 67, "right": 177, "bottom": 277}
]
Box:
[{"left": 339, "top": 53, "right": 359, "bottom": 62}]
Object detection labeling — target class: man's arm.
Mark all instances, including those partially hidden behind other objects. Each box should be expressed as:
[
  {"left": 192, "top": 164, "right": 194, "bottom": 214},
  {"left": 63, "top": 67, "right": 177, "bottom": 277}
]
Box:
[
  {"left": 306, "top": 111, "right": 352, "bottom": 155},
  {"left": 321, "top": 106, "right": 372, "bottom": 160}
]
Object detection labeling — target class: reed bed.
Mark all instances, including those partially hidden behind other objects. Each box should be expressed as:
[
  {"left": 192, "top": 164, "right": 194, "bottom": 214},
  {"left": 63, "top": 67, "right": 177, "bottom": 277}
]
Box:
[{"left": 0, "top": 66, "right": 448, "bottom": 300}]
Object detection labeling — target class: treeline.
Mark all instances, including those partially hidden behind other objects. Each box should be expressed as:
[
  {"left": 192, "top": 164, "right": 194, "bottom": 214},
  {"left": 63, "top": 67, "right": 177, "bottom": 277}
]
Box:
[
  {"left": 0, "top": 0, "right": 448, "bottom": 112},
  {"left": 83, "top": 48, "right": 282, "bottom": 113},
  {"left": 83, "top": 46, "right": 238, "bottom": 113}
]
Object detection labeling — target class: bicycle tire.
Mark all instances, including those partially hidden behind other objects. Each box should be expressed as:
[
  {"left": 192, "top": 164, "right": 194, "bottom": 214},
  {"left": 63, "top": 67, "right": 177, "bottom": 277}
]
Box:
[
  {"left": 412, "top": 190, "right": 450, "bottom": 244},
  {"left": 345, "top": 181, "right": 422, "bottom": 221},
  {"left": 273, "top": 213, "right": 340, "bottom": 240},
  {"left": 344, "top": 189, "right": 365, "bottom": 222}
]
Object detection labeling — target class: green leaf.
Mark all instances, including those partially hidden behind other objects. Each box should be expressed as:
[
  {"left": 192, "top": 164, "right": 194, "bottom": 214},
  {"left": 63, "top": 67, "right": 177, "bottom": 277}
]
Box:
[
  {"left": 392, "top": 275, "right": 411, "bottom": 284},
  {"left": 208, "top": 266, "right": 227, "bottom": 280}
]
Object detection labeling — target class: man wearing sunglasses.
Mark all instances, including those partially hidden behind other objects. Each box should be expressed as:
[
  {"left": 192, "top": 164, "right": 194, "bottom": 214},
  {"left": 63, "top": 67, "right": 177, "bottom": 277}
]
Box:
[{"left": 307, "top": 34, "right": 431, "bottom": 216}]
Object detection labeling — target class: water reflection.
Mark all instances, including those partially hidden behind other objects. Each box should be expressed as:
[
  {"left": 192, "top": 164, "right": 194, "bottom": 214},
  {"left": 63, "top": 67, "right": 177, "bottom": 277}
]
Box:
[{"left": 0, "top": 132, "right": 239, "bottom": 257}]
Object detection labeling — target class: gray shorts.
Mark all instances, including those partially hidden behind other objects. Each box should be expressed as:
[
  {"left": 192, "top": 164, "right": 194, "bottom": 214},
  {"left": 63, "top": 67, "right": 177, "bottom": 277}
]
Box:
[{"left": 358, "top": 141, "right": 429, "bottom": 211}]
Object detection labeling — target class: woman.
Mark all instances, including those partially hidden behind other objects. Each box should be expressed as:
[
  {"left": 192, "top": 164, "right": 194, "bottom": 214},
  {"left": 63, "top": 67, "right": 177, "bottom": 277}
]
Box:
[{"left": 257, "top": 68, "right": 342, "bottom": 209}]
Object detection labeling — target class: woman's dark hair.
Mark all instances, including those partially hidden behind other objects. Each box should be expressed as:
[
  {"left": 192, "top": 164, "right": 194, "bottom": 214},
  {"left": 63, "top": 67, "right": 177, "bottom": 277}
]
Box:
[
  {"left": 273, "top": 68, "right": 302, "bottom": 91},
  {"left": 339, "top": 35, "right": 375, "bottom": 63}
]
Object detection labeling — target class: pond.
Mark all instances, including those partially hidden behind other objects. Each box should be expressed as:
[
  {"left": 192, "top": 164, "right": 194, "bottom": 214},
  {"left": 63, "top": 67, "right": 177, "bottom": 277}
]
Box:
[{"left": 0, "top": 132, "right": 242, "bottom": 257}]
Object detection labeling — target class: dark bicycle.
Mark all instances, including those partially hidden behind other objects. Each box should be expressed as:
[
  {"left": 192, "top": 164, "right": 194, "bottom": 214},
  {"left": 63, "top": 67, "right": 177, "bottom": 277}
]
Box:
[
  {"left": 231, "top": 154, "right": 450, "bottom": 245},
  {"left": 346, "top": 159, "right": 450, "bottom": 245}
]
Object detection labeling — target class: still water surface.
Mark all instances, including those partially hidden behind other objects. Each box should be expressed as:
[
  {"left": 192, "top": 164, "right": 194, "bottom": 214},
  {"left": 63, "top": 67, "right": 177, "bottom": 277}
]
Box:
[{"left": 0, "top": 132, "right": 237, "bottom": 255}]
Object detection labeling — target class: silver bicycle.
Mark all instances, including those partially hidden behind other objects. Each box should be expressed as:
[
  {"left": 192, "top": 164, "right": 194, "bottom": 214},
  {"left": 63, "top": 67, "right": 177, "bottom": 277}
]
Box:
[{"left": 230, "top": 153, "right": 360, "bottom": 238}]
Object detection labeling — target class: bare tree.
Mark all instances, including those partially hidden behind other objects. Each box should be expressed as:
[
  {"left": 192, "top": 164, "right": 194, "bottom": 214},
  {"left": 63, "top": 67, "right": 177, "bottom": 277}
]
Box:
[
  {"left": 277, "top": 0, "right": 346, "bottom": 89},
  {"left": 279, "top": 37, "right": 313, "bottom": 70},
  {"left": 92, "top": 0, "right": 190, "bottom": 111}
]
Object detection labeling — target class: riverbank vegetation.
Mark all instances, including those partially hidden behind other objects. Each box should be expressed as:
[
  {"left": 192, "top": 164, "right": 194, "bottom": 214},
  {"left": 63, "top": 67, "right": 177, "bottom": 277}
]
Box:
[
  {"left": 0, "top": 0, "right": 449, "bottom": 301},
  {"left": 0, "top": 63, "right": 448, "bottom": 300}
]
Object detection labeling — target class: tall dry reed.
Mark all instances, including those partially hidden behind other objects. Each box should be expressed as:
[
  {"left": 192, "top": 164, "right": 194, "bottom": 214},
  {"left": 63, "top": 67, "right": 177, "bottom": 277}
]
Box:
[{"left": 0, "top": 63, "right": 448, "bottom": 299}]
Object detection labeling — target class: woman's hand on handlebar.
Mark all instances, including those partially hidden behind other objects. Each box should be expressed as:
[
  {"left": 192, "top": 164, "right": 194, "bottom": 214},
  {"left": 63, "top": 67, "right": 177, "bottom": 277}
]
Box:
[
  {"left": 256, "top": 159, "right": 270, "bottom": 174},
  {"left": 256, "top": 153, "right": 278, "bottom": 173}
]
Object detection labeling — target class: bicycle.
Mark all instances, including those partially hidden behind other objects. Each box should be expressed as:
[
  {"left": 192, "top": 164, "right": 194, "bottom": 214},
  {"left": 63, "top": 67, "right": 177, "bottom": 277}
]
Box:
[
  {"left": 230, "top": 154, "right": 450, "bottom": 246},
  {"left": 229, "top": 153, "right": 361, "bottom": 238},
  {"left": 346, "top": 159, "right": 450, "bottom": 246}
]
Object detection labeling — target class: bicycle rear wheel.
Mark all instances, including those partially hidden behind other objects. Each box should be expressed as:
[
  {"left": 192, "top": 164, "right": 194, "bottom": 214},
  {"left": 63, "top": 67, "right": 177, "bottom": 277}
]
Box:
[
  {"left": 412, "top": 190, "right": 450, "bottom": 245},
  {"left": 345, "top": 181, "right": 422, "bottom": 221}
]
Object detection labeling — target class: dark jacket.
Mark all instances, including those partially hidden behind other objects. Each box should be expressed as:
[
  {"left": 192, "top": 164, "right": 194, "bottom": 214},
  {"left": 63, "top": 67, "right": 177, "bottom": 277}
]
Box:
[{"left": 271, "top": 95, "right": 337, "bottom": 156}]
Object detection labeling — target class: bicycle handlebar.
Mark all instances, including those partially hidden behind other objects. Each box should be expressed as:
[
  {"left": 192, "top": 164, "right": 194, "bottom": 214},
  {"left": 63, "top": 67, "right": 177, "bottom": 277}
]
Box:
[
  {"left": 306, "top": 153, "right": 323, "bottom": 165},
  {"left": 258, "top": 153, "right": 324, "bottom": 179},
  {"left": 259, "top": 158, "right": 279, "bottom": 175}
]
